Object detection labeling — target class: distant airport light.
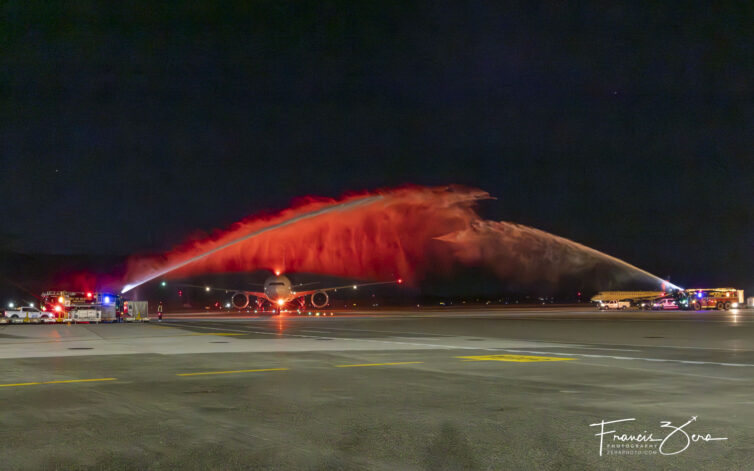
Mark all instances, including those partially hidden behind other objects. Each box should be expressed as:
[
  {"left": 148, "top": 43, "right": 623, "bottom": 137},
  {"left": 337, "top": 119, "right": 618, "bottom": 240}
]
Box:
[
  {"left": 205, "top": 286, "right": 211, "bottom": 292},
  {"left": 353, "top": 285, "right": 358, "bottom": 289},
  {"left": 161, "top": 281, "right": 167, "bottom": 287}
]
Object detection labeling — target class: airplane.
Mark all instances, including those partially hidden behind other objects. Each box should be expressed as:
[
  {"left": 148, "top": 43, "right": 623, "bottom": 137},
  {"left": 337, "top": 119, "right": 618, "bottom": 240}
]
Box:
[{"left": 183, "top": 271, "right": 403, "bottom": 314}]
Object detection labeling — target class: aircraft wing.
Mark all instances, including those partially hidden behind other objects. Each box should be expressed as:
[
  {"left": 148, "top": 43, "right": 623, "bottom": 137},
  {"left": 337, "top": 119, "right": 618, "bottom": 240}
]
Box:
[
  {"left": 294, "top": 280, "right": 401, "bottom": 298},
  {"left": 292, "top": 282, "right": 320, "bottom": 288},
  {"left": 176, "top": 283, "right": 266, "bottom": 298}
]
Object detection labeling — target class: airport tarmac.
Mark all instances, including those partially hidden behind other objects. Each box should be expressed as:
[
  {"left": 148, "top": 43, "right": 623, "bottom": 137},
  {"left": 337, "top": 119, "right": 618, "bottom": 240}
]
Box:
[{"left": 0, "top": 307, "right": 751, "bottom": 470}]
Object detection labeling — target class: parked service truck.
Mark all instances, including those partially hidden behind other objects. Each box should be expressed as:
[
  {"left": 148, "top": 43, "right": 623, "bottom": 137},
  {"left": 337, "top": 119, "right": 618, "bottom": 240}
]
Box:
[
  {"left": 2, "top": 306, "right": 55, "bottom": 323},
  {"left": 123, "top": 301, "right": 149, "bottom": 321},
  {"left": 41, "top": 291, "right": 122, "bottom": 321}
]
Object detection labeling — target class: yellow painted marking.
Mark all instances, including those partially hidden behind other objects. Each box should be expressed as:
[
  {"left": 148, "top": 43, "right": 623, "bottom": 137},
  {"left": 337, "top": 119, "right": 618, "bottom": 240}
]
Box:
[
  {"left": 0, "top": 378, "right": 116, "bottom": 388},
  {"left": 44, "top": 378, "right": 117, "bottom": 384},
  {"left": 457, "top": 354, "right": 575, "bottom": 362},
  {"left": 176, "top": 368, "right": 288, "bottom": 377},
  {"left": 335, "top": 361, "right": 424, "bottom": 368}
]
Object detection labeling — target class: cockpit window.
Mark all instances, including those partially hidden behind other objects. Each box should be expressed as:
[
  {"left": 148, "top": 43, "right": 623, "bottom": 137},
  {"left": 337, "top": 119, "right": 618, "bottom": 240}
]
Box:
[{"left": 269, "top": 282, "right": 285, "bottom": 286}]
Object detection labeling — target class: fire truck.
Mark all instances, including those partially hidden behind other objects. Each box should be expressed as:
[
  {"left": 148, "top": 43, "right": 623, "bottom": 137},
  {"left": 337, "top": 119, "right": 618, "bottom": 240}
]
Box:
[
  {"left": 40, "top": 291, "right": 123, "bottom": 321},
  {"left": 678, "top": 288, "right": 744, "bottom": 311}
]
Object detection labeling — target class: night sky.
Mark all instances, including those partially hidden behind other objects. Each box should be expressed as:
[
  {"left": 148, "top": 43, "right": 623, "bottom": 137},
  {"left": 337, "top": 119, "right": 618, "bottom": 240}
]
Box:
[{"left": 2, "top": 2, "right": 752, "bottom": 291}]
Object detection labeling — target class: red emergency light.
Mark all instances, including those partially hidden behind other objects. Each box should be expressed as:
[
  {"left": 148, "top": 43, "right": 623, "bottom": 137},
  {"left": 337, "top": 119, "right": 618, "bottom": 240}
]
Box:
[{"left": 86, "top": 292, "right": 93, "bottom": 299}]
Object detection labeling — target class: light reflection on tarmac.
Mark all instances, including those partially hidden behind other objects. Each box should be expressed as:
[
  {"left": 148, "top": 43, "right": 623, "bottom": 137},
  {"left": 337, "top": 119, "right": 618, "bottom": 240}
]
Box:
[{"left": 0, "top": 306, "right": 751, "bottom": 469}]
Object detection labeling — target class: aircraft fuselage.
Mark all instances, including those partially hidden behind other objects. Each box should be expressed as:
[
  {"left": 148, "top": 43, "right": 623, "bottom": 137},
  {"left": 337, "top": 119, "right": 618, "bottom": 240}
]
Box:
[{"left": 263, "top": 275, "right": 295, "bottom": 304}]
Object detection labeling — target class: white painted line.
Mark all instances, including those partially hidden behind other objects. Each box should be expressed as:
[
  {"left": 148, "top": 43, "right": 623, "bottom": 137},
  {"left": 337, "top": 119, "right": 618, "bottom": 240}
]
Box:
[
  {"left": 496, "top": 349, "right": 754, "bottom": 368},
  {"left": 176, "top": 324, "right": 754, "bottom": 368}
]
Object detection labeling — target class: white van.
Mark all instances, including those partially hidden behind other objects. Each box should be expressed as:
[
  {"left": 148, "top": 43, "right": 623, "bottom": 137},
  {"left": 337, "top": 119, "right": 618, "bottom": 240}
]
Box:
[{"left": 652, "top": 298, "right": 678, "bottom": 310}]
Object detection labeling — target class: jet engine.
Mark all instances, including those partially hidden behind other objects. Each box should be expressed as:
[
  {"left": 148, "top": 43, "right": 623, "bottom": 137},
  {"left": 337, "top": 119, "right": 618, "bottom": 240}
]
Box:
[
  {"left": 311, "top": 290, "right": 329, "bottom": 308},
  {"left": 231, "top": 292, "right": 249, "bottom": 309}
]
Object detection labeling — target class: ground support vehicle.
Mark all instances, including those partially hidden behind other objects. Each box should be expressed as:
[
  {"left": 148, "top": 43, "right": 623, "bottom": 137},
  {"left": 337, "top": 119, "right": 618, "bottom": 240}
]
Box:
[
  {"left": 652, "top": 298, "right": 679, "bottom": 310},
  {"left": 598, "top": 300, "right": 631, "bottom": 310},
  {"left": 679, "top": 288, "right": 744, "bottom": 311},
  {"left": 2, "top": 306, "right": 55, "bottom": 323}
]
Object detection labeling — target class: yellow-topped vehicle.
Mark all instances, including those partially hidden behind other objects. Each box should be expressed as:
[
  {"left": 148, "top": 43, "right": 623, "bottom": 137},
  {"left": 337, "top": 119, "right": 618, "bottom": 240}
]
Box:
[
  {"left": 592, "top": 288, "right": 744, "bottom": 311},
  {"left": 678, "top": 288, "right": 743, "bottom": 311}
]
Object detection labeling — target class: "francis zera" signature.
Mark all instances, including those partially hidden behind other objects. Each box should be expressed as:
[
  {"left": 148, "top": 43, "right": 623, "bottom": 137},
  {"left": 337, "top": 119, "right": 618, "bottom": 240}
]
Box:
[{"left": 589, "top": 417, "right": 727, "bottom": 456}]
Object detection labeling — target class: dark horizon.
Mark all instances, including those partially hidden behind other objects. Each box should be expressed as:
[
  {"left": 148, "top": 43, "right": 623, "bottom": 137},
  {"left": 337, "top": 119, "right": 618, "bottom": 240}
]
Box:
[{"left": 2, "top": 2, "right": 751, "bottom": 294}]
